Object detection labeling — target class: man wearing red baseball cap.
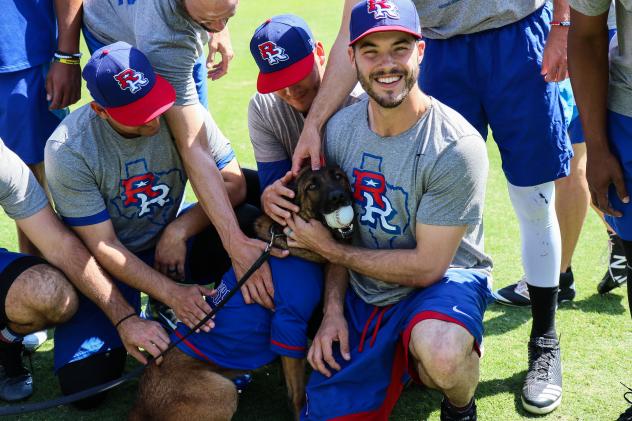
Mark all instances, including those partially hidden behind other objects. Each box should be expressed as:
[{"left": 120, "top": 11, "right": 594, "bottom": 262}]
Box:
[{"left": 44, "top": 42, "right": 253, "bottom": 407}]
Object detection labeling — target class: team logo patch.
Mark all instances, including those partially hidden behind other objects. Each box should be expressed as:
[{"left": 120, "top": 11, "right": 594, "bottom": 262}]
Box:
[
  {"left": 352, "top": 154, "right": 411, "bottom": 245},
  {"left": 367, "top": 0, "right": 400, "bottom": 20},
  {"left": 113, "top": 68, "right": 149, "bottom": 94},
  {"left": 121, "top": 173, "right": 170, "bottom": 217},
  {"left": 258, "top": 41, "right": 289, "bottom": 65}
]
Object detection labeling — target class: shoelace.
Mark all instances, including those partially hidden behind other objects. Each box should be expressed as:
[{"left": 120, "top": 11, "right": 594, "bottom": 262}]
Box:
[{"left": 529, "top": 344, "right": 556, "bottom": 382}]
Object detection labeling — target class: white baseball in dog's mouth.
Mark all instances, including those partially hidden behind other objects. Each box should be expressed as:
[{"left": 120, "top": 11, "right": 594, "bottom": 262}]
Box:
[{"left": 323, "top": 205, "right": 354, "bottom": 229}]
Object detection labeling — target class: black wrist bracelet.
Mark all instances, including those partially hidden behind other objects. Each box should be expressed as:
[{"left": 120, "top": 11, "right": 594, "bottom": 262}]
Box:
[
  {"left": 114, "top": 313, "right": 137, "bottom": 329},
  {"left": 55, "top": 50, "right": 82, "bottom": 59}
]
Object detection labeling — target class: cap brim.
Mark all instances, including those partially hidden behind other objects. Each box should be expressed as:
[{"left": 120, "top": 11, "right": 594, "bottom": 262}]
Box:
[
  {"left": 257, "top": 53, "right": 315, "bottom": 94},
  {"left": 106, "top": 75, "right": 176, "bottom": 126},
  {"left": 349, "top": 26, "right": 422, "bottom": 45}
]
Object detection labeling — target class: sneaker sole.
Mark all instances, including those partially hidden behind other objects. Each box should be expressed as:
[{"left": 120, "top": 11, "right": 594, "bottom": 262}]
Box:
[
  {"left": 491, "top": 291, "right": 531, "bottom": 307},
  {"left": 521, "top": 395, "right": 562, "bottom": 415}
]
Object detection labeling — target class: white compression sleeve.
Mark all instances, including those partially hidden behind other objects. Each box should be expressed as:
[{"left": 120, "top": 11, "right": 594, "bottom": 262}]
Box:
[{"left": 507, "top": 181, "right": 561, "bottom": 288}]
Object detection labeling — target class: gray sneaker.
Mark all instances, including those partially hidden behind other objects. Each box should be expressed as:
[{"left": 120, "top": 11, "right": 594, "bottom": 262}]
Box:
[{"left": 0, "top": 340, "right": 33, "bottom": 401}]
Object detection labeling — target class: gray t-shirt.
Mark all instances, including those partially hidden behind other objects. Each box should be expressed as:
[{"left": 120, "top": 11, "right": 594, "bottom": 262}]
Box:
[
  {"left": 248, "top": 87, "right": 364, "bottom": 163},
  {"left": 0, "top": 139, "right": 48, "bottom": 220},
  {"left": 325, "top": 98, "right": 492, "bottom": 306},
  {"left": 570, "top": 0, "right": 632, "bottom": 118},
  {"left": 413, "top": 0, "right": 546, "bottom": 39},
  {"left": 83, "top": 0, "right": 208, "bottom": 106},
  {"left": 45, "top": 105, "right": 234, "bottom": 253}
]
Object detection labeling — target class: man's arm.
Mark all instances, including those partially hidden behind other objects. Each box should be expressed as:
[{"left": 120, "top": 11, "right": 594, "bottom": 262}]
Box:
[
  {"left": 568, "top": 5, "right": 627, "bottom": 215},
  {"left": 164, "top": 104, "right": 287, "bottom": 309},
  {"left": 287, "top": 219, "right": 466, "bottom": 288},
  {"left": 17, "top": 206, "right": 170, "bottom": 364},
  {"left": 71, "top": 218, "right": 215, "bottom": 332},
  {"left": 307, "top": 263, "right": 350, "bottom": 377},
  {"left": 47, "top": 0, "right": 82, "bottom": 109},
  {"left": 541, "top": 0, "right": 571, "bottom": 82},
  {"left": 291, "top": 0, "right": 358, "bottom": 173}
]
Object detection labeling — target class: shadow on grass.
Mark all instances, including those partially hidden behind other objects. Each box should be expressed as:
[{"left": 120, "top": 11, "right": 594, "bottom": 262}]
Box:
[
  {"left": 484, "top": 303, "right": 532, "bottom": 337},
  {"left": 558, "top": 292, "right": 627, "bottom": 315}
]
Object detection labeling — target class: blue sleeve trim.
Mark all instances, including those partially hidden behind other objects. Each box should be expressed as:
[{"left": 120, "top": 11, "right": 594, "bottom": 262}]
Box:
[
  {"left": 216, "top": 150, "right": 236, "bottom": 171},
  {"left": 257, "top": 160, "right": 291, "bottom": 191},
  {"left": 62, "top": 209, "right": 110, "bottom": 227}
]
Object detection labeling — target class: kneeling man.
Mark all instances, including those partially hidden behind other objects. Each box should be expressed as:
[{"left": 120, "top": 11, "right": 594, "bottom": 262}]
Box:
[
  {"left": 45, "top": 42, "right": 251, "bottom": 405},
  {"left": 284, "top": 1, "right": 493, "bottom": 419}
]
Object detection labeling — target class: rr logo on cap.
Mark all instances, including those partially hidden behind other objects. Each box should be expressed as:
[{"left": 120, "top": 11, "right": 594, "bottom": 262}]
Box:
[
  {"left": 258, "top": 41, "right": 289, "bottom": 65},
  {"left": 367, "top": 0, "right": 399, "bottom": 19},
  {"left": 114, "top": 68, "right": 149, "bottom": 94}
]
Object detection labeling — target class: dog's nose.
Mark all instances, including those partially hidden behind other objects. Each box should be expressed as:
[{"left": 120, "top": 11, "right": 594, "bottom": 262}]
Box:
[{"left": 328, "top": 189, "right": 347, "bottom": 206}]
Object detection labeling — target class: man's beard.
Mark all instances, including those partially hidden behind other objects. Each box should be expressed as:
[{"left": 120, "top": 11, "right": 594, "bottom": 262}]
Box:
[{"left": 356, "top": 64, "right": 417, "bottom": 109}]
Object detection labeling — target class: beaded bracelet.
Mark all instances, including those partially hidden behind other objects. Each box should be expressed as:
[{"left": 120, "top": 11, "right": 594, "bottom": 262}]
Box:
[{"left": 550, "top": 21, "right": 571, "bottom": 27}]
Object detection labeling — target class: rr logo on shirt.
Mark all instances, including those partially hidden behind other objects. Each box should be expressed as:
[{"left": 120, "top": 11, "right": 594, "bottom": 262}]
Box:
[
  {"left": 367, "top": 0, "right": 400, "bottom": 19},
  {"left": 121, "top": 173, "right": 170, "bottom": 217},
  {"left": 113, "top": 68, "right": 149, "bottom": 94},
  {"left": 352, "top": 169, "right": 400, "bottom": 234},
  {"left": 258, "top": 41, "right": 289, "bottom": 65}
]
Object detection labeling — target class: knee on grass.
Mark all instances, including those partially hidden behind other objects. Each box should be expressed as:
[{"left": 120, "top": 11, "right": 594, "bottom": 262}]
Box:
[{"left": 409, "top": 320, "right": 476, "bottom": 391}]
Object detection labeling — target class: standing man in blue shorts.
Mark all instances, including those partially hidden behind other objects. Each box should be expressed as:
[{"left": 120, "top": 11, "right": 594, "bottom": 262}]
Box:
[
  {"left": 0, "top": 0, "right": 82, "bottom": 251},
  {"left": 0, "top": 138, "right": 167, "bottom": 402},
  {"left": 568, "top": 0, "right": 632, "bottom": 323},
  {"left": 282, "top": 2, "right": 493, "bottom": 419},
  {"left": 569, "top": 4, "right": 632, "bottom": 419},
  {"left": 291, "top": 0, "right": 571, "bottom": 414}
]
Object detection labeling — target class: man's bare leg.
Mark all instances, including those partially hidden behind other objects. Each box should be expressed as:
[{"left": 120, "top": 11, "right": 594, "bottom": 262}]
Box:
[
  {"left": 5, "top": 264, "right": 78, "bottom": 334},
  {"left": 554, "top": 143, "right": 589, "bottom": 272},
  {"left": 130, "top": 348, "right": 238, "bottom": 421},
  {"left": 408, "top": 319, "right": 479, "bottom": 408}
]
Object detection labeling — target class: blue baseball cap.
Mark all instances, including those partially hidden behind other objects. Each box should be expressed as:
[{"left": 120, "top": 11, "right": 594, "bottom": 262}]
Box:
[
  {"left": 82, "top": 41, "right": 175, "bottom": 126},
  {"left": 349, "top": 0, "right": 422, "bottom": 45},
  {"left": 250, "top": 14, "right": 316, "bottom": 94}
]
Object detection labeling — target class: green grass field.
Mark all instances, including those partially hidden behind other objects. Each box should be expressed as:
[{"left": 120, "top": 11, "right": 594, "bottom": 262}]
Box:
[{"left": 1, "top": 1, "right": 631, "bottom": 419}]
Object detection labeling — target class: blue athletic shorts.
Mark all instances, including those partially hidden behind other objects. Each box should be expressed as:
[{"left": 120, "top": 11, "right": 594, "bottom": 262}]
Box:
[
  {"left": 603, "top": 111, "right": 632, "bottom": 240},
  {"left": 419, "top": 4, "right": 572, "bottom": 187},
  {"left": 82, "top": 26, "right": 208, "bottom": 109},
  {"left": 301, "top": 269, "right": 493, "bottom": 421},
  {"left": 173, "top": 256, "right": 323, "bottom": 370},
  {"left": 0, "top": 64, "right": 68, "bottom": 164},
  {"left": 53, "top": 248, "right": 150, "bottom": 371},
  {"left": 558, "top": 78, "right": 583, "bottom": 144}
]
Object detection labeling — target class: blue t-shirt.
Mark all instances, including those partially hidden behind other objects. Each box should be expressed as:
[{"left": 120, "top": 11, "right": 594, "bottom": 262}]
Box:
[{"left": 0, "top": 0, "right": 56, "bottom": 73}]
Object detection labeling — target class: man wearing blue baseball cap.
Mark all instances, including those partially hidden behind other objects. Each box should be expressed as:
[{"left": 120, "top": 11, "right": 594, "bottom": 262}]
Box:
[
  {"left": 282, "top": 2, "right": 492, "bottom": 419},
  {"left": 44, "top": 41, "right": 255, "bottom": 407},
  {"left": 292, "top": 0, "right": 570, "bottom": 415}
]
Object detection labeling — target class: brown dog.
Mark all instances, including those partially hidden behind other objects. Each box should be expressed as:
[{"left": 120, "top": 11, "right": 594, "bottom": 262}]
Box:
[
  {"left": 254, "top": 165, "right": 354, "bottom": 263},
  {"left": 129, "top": 167, "right": 355, "bottom": 421}
]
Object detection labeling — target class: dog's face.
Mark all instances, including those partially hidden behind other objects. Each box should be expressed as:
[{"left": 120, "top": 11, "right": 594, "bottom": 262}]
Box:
[{"left": 293, "top": 165, "right": 353, "bottom": 223}]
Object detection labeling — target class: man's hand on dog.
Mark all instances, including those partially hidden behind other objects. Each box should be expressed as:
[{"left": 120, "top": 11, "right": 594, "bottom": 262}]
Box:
[
  {"left": 308, "top": 312, "right": 351, "bottom": 377},
  {"left": 285, "top": 214, "right": 335, "bottom": 256},
  {"left": 116, "top": 316, "right": 170, "bottom": 365},
  {"left": 166, "top": 284, "right": 217, "bottom": 332},
  {"left": 230, "top": 236, "right": 288, "bottom": 310},
  {"left": 262, "top": 171, "right": 300, "bottom": 226}
]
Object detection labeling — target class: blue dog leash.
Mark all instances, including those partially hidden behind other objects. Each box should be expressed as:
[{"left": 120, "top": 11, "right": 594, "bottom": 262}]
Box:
[{"left": 0, "top": 234, "right": 277, "bottom": 416}]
